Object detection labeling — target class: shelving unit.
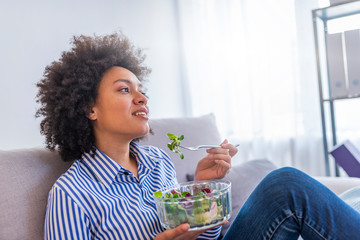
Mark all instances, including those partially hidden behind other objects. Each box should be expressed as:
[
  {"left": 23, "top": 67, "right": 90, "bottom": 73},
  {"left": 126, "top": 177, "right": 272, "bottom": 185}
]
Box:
[{"left": 312, "top": 0, "right": 360, "bottom": 176}]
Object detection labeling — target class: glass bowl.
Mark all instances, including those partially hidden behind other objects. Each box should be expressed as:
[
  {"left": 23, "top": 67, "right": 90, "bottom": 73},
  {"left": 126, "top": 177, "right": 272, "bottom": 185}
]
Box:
[{"left": 153, "top": 180, "right": 232, "bottom": 231}]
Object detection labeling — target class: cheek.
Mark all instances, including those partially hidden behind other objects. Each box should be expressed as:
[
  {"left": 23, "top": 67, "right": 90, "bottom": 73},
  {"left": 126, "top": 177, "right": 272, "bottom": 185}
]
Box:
[
  {"left": 105, "top": 99, "right": 130, "bottom": 114},
  {"left": 115, "top": 104, "right": 132, "bottom": 118},
  {"left": 95, "top": 96, "right": 132, "bottom": 123},
  {"left": 96, "top": 103, "right": 127, "bottom": 121}
]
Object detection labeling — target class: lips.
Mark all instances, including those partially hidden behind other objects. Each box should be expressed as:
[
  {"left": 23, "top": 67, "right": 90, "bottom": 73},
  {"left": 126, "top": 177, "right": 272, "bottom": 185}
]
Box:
[{"left": 132, "top": 108, "right": 149, "bottom": 118}]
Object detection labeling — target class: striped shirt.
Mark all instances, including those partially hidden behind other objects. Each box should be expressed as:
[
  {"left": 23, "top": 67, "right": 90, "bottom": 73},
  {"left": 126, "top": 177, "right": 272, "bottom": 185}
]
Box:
[{"left": 44, "top": 141, "right": 221, "bottom": 239}]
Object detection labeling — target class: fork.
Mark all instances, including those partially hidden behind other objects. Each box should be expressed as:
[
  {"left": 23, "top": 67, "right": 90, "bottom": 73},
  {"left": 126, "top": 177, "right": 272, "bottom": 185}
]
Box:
[{"left": 179, "top": 143, "right": 240, "bottom": 151}]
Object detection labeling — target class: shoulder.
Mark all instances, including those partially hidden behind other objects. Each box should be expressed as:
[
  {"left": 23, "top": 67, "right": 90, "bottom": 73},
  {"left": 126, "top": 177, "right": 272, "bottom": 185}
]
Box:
[{"left": 50, "top": 160, "right": 92, "bottom": 197}]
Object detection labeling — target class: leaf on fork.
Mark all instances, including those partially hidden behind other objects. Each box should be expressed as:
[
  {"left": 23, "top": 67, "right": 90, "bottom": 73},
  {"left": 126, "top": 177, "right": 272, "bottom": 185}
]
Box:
[{"left": 166, "top": 133, "right": 185, "bottom": 159}]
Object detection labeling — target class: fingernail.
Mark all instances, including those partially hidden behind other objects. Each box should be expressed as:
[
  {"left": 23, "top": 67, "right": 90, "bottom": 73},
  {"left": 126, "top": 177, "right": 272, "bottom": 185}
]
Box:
[{"left": 182, "top": 224, "right": 189, "bottom": 231}]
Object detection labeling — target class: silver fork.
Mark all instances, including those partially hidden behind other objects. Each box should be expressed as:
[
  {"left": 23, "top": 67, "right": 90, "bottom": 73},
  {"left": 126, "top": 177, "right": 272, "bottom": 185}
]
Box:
[{"left": 179, "top": 144, "right": 240, "bottom": 151}]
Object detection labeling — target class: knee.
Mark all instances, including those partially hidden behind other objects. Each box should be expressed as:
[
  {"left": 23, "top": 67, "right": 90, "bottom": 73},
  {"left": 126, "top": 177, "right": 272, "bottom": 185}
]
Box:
[
  {"left": 260, "top": 167, "right": 311, "bottom": 193},
  {"left": 243, "top": 167, "right": 307, "bottom": 209},
  {"left": 266, "top": 167, "right": 307, "bottom": 182}
]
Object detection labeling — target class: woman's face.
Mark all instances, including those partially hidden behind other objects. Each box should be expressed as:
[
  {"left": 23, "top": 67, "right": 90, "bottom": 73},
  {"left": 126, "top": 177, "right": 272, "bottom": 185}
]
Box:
[{"left": 88, "top": 66, "right": 149, "bottom": 142}]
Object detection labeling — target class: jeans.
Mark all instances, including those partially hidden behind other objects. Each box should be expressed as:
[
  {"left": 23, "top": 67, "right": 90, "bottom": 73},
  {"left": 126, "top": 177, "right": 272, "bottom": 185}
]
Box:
[{"left": 222, "top": 167, "right": 360, "bottom": 240}]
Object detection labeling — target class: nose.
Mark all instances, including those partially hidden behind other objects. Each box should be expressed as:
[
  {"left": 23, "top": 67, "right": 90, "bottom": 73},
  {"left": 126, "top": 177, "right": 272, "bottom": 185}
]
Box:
[{"left": 134, "top": 91, "right": 147, "bottom": 105}]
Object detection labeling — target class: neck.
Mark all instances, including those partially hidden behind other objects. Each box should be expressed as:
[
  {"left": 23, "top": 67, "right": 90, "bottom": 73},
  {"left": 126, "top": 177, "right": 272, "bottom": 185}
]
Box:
[
  {"left": 96, "top": 140, "right": 131, "bottom": 165},
  {"left": 95, "top": 136, "right": 138, "bottom": 177}
]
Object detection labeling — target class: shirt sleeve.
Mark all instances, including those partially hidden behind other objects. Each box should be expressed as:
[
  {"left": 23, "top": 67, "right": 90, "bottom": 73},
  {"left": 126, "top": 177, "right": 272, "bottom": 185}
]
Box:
[
  {"left": 197, "top": 226, "right": 222, "bottom": 240},
  {"left": 44, "top": 186, "right": 92, "bottom": 240}
]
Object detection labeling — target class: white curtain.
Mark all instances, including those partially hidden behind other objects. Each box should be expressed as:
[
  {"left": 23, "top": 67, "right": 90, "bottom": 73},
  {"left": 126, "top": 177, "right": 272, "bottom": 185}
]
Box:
[{"left": 176, "top": 0, "right": 329, "bottom": 176}]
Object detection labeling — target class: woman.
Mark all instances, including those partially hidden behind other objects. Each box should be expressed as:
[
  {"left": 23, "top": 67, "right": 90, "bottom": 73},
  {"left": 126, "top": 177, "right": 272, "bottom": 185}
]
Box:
[
  {"left": 37, "top": 32, "right": 236, "bottom": 240},
  {"left": 37, "top": 32, "right": 360, "bottom": 240}
]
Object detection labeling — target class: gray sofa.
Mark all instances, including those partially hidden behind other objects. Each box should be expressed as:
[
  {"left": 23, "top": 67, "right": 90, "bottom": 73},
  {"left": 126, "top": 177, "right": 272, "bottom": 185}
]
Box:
[{"left": 1, "top": 113, "right": 360, "bottom": 239}]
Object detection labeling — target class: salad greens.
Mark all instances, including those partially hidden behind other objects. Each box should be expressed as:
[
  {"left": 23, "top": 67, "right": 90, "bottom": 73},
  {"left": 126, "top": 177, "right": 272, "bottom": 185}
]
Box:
[
  {"left": 153, "top": 187, "right": 227, "bottom": 227},
  {"left": 166, "top": 133, "right": 185, "bottom": 159}
]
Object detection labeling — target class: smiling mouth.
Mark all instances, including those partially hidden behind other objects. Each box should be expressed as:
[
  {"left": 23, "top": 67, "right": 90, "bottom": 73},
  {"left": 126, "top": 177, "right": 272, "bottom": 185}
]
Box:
[{"left": 133, "top": 112, "right": 148, "bottom": 117}]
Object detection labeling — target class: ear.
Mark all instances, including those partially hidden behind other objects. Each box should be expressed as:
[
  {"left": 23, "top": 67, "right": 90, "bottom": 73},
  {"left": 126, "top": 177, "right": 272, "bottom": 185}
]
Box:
[{"left": 87, "top": 107, "right": 97, "bottom": 121}]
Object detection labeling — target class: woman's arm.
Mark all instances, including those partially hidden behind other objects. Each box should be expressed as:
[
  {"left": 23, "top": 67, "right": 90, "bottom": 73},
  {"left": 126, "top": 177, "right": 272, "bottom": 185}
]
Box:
[{"left": 44, "top": 186, "right": 91, "bottom": 239}]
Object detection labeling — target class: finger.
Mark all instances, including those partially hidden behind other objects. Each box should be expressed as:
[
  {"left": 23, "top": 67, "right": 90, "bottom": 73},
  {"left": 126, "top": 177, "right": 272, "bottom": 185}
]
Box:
[
  {"left": 206, "top": 139, "right": 229, "bottom": 154},
  {"left": 214, "top": 159, "right": 231, "bottom": 169},
  {"left": 217, "top": 220, "right": 229, "bottom": 226},
  {"left": 190, "top": 228, "right": 209, "bottom": 236},
  {"left": 228, "top": 146, "right": 238, "bottom": 158},
  {"left": 158, "top": 224, "right": 189, "bottom": 240},
  {"left": 189, "top": 222, "right": 225, "bottom": 236},
  {"left": 207, "top": 154, "right": 232, "bottom": 169},
  {"left": 210, "top": 153, "right": 231, "bottom": 163},
  {"left": 220, "top": 142, "right": 238, "bottom": 157},
  {"left": 206, "top": 147, "right": 229, "bottom": 155},
  {"left": 221, "top": 139, "right": 228, "bottom": 145}
]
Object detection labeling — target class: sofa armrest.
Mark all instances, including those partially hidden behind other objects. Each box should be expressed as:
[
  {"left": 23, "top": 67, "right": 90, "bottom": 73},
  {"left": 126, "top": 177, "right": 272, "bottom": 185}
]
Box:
[{"left": 314, "top": 176, "right": 360, "bottom": 195}]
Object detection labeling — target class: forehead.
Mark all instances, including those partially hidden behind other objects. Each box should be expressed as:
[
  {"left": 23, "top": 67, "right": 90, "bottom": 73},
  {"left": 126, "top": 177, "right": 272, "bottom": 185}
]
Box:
[{"left": 101, "top": 66, "right": 141, "bottom": 86}]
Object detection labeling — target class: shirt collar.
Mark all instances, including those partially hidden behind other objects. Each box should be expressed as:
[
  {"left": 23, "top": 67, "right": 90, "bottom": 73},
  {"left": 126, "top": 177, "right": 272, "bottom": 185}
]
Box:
[
  {"left": 81, "top": 148, "right": 122, "bottom": 188},
  {"left": 80, "top": 142, "right": 160, "bottom": 187},
  {"left": 130, "top": 141, "right": 160, "bottom": 171}
]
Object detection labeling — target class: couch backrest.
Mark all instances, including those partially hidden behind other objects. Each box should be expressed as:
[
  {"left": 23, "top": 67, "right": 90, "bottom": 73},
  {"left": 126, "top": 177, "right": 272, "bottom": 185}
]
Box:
[
  {"left": 139, "top": 113, "right": 222, "bottom": 183},
  {"left": 0, "top": 147, "right": 72, "bottom": 240},
  {"left": 0, "top": 113, "right": 222, "bottom": 239}
]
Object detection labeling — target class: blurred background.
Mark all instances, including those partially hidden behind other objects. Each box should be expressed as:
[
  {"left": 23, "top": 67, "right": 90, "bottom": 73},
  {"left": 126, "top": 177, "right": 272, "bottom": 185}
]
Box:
[{"left": 1, "top": 0, "right": 360, "bottom": 176}]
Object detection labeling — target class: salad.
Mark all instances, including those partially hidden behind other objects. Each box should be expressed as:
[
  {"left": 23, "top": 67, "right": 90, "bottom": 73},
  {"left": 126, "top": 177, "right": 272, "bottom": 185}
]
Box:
[
  {"left": 153, "top": 186, "right": 230, "bottom": 229},
  {"left": 166, "top": 133, "right": 185, "bottom": 159}
]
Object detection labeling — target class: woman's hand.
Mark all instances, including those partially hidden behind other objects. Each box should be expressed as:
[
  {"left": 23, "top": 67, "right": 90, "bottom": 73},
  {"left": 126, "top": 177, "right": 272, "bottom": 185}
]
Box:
[
  {"left": 154, "top": 224, "right": 205, "bottom": 240},
  {"left": 155, "top": 221, "right": 228, "bottom": 240},
  {"left": 194, "top": 139, "right": 238, "bottom": 180}
]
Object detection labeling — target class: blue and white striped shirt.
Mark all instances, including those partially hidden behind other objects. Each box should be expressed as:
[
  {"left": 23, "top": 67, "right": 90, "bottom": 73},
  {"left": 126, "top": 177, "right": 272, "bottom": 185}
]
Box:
[{"left": 44, "top": 141, "right": 221, "bottom": 239}]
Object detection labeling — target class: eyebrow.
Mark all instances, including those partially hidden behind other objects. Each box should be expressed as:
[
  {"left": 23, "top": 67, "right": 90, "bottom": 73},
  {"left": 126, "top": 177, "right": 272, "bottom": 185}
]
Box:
[{"left": 113, "top": 79, "right": 143, "bottom": 89}]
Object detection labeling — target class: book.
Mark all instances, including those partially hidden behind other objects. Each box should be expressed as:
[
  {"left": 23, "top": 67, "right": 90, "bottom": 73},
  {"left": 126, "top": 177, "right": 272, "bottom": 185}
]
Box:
[
  {"left": 344, "top": 29, "right": 360, "bottom": 96},
  {"left": 326, "top": 33, "right": 348, "bottom": 98},
  {"left": 330, "top": 140, "right": 360, "bottom": 177}
]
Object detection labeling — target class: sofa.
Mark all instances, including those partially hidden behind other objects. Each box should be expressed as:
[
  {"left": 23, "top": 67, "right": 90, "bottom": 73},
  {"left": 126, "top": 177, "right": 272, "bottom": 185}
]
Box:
[{"left": 1, "top": 113, "right": 360, "bottom": 240}]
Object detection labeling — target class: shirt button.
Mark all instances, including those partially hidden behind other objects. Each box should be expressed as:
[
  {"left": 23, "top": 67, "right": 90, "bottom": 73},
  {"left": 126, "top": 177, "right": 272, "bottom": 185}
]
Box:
[{"left": 124, "top": 172, "right": 129, "bottom": 175}]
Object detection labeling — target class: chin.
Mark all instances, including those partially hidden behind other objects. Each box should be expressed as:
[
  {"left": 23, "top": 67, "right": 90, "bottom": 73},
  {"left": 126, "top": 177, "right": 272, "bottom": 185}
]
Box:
[
  {"left": 132, "top": 131, "right": 150, "bottom": 142},
  {"left": 137, "top": 126, "right": 150, "bottom": 138}
]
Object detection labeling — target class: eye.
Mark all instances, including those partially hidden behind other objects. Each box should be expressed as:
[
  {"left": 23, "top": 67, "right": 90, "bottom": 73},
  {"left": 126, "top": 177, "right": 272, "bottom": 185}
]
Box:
[{"left": 119, "top": 87, "right": 129, "bottom": 93}]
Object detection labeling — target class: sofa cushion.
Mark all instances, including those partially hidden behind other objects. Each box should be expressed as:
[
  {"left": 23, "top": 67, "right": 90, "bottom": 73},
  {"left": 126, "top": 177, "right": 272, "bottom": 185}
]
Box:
[
  {"left": 0, "top": 147, "right": 72, "bottom": 240},
  {"left": 314, "top": 176, "right": 360, "bottom": 195},
  {"left": 222, "top": 159, "right": 278, "bottom": 235},
  {"left": 139, "top": 113, "right": 222, "bottom": 183}
]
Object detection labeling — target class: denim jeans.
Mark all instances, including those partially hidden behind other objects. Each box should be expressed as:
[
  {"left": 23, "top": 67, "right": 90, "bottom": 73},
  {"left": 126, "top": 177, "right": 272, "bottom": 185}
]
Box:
[{"left": 223, "top": 167, "right": 360, "bottom": 240}]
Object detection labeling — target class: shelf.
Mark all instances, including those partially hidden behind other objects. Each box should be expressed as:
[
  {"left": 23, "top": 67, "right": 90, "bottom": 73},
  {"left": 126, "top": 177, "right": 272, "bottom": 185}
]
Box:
[
  {"left": 313, "top": 0, "right": 360, "bottom": 176},
  {"left": 323, "top": 94, "right": 360, "bottom": 101},
  {"left": 313, "top": 0, "right": 360, "bottom": 21}
]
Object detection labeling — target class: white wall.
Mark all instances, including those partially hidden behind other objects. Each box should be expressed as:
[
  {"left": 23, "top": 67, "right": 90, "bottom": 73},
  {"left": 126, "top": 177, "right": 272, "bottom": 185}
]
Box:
[{"left": 0, "top": 0, "right": 184, "bottom": 150}]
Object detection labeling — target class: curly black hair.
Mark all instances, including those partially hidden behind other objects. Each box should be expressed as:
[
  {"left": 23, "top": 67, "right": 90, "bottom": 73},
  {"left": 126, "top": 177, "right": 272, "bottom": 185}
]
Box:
[{"left": 36, "top": 32, "right": 151, "bottom": 161}]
